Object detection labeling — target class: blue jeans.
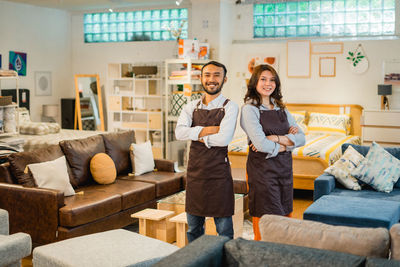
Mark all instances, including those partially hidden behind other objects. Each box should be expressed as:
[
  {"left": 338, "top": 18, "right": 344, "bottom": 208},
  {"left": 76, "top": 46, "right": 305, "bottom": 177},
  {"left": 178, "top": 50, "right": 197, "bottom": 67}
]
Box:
[{"left": 186, "top": 213, "right": 234, "bottom": 243}]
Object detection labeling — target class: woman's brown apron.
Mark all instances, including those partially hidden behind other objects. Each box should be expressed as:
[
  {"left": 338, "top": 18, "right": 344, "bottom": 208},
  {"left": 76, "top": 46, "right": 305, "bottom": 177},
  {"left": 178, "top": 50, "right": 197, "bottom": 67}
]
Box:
[
  {"left": 246, "top": 108, "right": 293, "bottom": 217},
  {"left": 186, "top": 99, "right": 234, "bottom": 218}
]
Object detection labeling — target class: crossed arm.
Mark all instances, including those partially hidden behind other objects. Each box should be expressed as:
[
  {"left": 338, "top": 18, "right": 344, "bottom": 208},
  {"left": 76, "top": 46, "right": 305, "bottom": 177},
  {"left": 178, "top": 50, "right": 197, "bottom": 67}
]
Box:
[{"left": 249, "top": 126, "right": 298, "bottom": 153}]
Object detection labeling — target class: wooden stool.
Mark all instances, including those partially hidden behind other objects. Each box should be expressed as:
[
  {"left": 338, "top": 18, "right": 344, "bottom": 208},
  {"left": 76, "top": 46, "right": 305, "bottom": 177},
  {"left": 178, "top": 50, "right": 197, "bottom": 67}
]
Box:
[
  {"left": 131, "top": 208, "right": 176, "bottom": 243},
  {"left": 169, "top": 212, "right": 188, "bottom": 248}
]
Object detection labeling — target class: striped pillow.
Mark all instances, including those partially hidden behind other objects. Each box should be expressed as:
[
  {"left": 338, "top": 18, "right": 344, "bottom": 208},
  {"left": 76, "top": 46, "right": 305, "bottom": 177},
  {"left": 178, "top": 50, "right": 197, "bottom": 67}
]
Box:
[{"left": 307, "top": 112, "right": 350, "bottom": 136}]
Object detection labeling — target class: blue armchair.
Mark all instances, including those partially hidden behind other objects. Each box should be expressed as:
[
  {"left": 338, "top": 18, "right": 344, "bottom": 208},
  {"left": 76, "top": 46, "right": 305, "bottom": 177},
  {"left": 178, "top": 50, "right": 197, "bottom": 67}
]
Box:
[
  {"left": 314, "top": 144, "right": 400, "bottom": 201},
  {"left": 0, "top": 209, "right": 32, "bottom": 267}
]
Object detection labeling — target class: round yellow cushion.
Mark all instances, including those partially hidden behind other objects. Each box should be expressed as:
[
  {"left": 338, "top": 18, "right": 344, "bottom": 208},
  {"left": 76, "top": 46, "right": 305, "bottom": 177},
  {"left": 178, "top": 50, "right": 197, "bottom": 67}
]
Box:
[{"left": 90, "top": 153, "right": 116, "bottom": 185}]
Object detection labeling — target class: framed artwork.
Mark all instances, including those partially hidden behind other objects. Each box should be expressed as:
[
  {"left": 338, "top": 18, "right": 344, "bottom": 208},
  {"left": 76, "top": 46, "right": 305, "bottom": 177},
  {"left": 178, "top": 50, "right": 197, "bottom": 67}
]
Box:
[
  {"left": 35, "top": 71, "right": 52, "bottom": 96},
  {"left": 383, "top": 59, "right": 400, "bottom": 85},
  {"left": 312, "top": 42, "right": 343, "bottom": 54},
  {"left": 0, "top": 54, "right": 2, "bottom": 69},
  {"left": 247, "top": 55, "right": 279, "bottom": 75},
  {"left": 9, "top": 51, "right": 27, "bottom": 76},
  {"left": 287, "top": 40, "right": 311, "bottom": 78},
  {"left": 319, "top": 57, "right": 336, "bottom": 77}
]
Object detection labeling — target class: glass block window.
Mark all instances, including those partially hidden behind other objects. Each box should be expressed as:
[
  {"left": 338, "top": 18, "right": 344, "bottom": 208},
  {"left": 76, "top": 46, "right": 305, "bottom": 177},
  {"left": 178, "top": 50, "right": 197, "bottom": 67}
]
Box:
[
  {"left": 253, "top": 0, "right": 396, "bottom": 38},
  {"left": 84, "top": 8, "right": 188, "bottom": 43}
]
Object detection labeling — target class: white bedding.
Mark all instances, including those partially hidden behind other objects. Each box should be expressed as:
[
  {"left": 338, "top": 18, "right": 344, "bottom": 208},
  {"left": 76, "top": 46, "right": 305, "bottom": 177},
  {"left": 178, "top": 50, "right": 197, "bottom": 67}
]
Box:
[{"left": 19, "top": 129, "right": 104, "bottom": 152}]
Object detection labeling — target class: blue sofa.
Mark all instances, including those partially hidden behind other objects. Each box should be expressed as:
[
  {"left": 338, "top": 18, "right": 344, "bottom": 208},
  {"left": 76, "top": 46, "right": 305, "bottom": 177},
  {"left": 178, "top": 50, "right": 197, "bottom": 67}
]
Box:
[
  {"left": 314, "top": 143, "right": 400, "bottom": 202},
  {"left": 305, "top": 144, "right": 400, "bottom": 228}
]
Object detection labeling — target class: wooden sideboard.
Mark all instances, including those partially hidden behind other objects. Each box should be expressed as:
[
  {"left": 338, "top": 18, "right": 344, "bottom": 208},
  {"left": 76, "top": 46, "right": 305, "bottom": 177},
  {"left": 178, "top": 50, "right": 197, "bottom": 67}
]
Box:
[{"left": 361, "top": 109, "right": 400, "bottom": 146}]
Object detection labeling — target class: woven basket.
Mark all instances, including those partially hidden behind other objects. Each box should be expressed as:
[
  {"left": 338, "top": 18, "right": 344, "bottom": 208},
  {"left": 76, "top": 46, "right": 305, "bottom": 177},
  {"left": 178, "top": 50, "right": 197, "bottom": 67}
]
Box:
[{"left": 0, "top": 96, "right": 13, "bottom": 106}]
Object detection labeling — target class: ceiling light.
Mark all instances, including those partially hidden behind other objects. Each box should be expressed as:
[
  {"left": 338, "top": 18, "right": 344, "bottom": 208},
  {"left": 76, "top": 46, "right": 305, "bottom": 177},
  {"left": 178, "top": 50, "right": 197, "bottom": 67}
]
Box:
[
  {"left": 108, "top": 8, "right": 113, "bottom": 12},
  {"left": 175, "top": 0, "right": 183, "bottom": 6}
]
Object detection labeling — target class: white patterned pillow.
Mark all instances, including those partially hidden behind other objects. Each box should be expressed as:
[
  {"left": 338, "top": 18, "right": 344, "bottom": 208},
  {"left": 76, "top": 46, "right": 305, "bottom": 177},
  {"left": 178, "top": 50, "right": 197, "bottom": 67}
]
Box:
[
  {"left": 351, "top": 142, "right": 400, "bottom": 193},
  {"left": 291, "top": 111, "right": 307, "bottom": 133},
  {"left": 308, "top": 112, "right": 350, "bottom": 136},
  {"left": 325, "top": 145, "right": 364, "bottom": 190}
]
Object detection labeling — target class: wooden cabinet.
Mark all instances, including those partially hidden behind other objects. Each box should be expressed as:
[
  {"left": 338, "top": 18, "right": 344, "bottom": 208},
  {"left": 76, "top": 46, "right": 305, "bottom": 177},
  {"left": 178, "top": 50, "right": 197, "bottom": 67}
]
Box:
[
  {"left": 106, "top": 63, "right": 164, "bottom": 158},
  {"left": 361, "top": 110, "right": 400, "bottom": 146}
]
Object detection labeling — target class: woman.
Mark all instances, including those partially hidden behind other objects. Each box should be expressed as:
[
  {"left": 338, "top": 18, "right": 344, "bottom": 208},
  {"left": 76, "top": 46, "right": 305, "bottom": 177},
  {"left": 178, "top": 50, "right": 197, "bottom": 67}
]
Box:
[{"left": 240, "top": 64, "right": 305, "bottom": 241}]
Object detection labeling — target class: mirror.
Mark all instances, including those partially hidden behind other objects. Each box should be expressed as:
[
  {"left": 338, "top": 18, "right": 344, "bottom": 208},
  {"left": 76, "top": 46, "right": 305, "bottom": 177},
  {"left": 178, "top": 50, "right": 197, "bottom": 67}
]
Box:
[{"left": 74, "top": 74, "right": 104, "bottom": 131}]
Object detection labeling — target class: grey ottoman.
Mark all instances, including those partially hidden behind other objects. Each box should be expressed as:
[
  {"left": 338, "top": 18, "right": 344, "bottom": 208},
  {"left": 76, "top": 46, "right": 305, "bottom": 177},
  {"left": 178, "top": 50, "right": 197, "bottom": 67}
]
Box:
[{"left": 33, "top": 229, "right": 179, "bottom": 267}]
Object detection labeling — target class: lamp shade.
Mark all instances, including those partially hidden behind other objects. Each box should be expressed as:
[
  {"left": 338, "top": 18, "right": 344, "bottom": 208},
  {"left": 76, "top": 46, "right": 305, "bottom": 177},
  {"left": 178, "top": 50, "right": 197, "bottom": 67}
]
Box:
[
  {"left": 42, "top": 104, "right": 58, "bottom": 117},
  {"left": 378, "top": 84, "right": 392, "bottom": 96}
]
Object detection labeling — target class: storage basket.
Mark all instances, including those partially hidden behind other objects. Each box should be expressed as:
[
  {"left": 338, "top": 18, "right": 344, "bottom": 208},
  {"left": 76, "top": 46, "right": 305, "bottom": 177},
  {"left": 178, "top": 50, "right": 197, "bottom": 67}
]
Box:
[{"left": 0, "top": 96, "right": 12, "bottom": 106}]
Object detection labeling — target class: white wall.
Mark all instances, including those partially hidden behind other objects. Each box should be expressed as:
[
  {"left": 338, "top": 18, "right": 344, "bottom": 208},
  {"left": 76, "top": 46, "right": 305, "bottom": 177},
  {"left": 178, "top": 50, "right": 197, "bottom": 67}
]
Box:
[
  {"left": 0, "top": 0, "right": 72, "bottom": 122},
  {"left": 225, "top": 4, "right": 400, "bottom": 114}
]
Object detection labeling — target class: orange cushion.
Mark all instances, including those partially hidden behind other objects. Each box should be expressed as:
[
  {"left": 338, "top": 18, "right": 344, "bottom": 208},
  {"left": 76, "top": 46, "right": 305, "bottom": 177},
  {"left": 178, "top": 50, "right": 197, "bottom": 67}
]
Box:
[{"left": 90, "top": 153, "right": 116, "bottom": 185}]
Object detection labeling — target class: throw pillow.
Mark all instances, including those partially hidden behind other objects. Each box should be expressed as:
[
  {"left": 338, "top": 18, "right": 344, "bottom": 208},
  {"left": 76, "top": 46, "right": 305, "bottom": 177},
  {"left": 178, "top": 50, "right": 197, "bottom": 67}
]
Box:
[
  {"left": 130, "top": 141, "right": 155, "bottom": 176},
  {"left": 60, "top": 135, "right": 105, "bottom": 187},
  {"left": 102, "top": 130, "right": 136, "bottom": 175},
  {"left": 8, "top": 144, "right": 76, "bottom": 188},
  {"left": 291, "top": 111, "right": 308, "bottom": 133},
  {"left": 28, "top": 156, "right": 75, "bottom": 196},
  {"left": 351, "top": 142, "right": 400, "bottom": 193},
  {"left": 90, "top": 153, "right": 117, "bottom": 185},
  {"left": 307, "top": 112, "right": 350, "bottom": 136},
  {"left": 324, "top": 145, "right": 364, "bottom": 190}
]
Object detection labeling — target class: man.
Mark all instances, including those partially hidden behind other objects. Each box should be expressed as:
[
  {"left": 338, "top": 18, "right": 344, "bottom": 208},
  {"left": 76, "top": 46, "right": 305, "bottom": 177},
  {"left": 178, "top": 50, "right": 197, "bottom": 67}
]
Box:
[{"left": 175, "top": 61, "right": 239, "bottom": 242}]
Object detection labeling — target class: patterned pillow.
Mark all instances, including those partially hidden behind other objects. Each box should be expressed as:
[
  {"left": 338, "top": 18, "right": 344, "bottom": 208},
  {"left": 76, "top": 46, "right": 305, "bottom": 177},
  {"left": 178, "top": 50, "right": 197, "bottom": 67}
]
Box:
[
  {"left": 325, "top": 145, "right": 364, "bottom": 190},
  {"left": 351, "top": 142, "right": 400, "bottom": 193},
  {"left": 291, "top": 111, "right": 307, "bottom": 133},
  {"left": 308, "top": 112, "right": 350, "bottom": 136}
]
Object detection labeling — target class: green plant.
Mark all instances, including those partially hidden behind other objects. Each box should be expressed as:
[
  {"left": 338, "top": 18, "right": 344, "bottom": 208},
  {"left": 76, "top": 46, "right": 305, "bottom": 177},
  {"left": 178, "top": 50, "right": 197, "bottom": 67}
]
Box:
[{"left": 346, "top": 51, "right": 364, "bottom": 67}]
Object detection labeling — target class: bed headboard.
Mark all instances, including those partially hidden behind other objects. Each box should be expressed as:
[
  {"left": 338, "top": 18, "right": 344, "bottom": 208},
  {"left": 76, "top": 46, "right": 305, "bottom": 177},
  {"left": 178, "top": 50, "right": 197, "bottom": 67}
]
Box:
[{"left": 286, "top": 103, "right": 364, "bottom": 136}]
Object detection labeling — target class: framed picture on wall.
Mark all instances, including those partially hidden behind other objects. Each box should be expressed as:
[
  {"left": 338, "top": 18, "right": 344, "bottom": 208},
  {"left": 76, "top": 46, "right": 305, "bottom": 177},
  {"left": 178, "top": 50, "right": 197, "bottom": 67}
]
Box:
[
  {"left": 287, "top": 40, "right": 311, "bottom": 78},
  {"left": 319, "top": 57, "right": 336, "bottom": 77},
  {"left": 35, "top": 71, "right": 52, "bottom": 96},
  {"left": 9, "top": 51, "right": 27, "bottom": 76}
]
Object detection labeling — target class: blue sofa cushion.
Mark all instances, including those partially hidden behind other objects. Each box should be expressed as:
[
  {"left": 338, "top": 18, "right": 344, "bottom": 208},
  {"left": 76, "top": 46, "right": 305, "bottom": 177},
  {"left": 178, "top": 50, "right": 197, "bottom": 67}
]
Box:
[
  {"left": 304, "top": 195, "right": 400, "bottom": 229},
  {"left": 153, "top": 235, "right": 230, "bottom": 267},
  {"left": 366, "top": 257, "right": 400, "bottom": 267},
  {"left": 342, "top": 144, "right": 400, "bottom": 188},
  {"left": 224, "top": 238, "right": 365, "bottom": 267}
]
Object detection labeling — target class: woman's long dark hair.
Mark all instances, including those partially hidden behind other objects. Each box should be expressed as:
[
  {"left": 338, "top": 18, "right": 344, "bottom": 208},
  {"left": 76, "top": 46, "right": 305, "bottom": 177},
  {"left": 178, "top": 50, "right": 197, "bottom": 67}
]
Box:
[{"left": 244, "top": 64, "right": 285, "bottom": 109}]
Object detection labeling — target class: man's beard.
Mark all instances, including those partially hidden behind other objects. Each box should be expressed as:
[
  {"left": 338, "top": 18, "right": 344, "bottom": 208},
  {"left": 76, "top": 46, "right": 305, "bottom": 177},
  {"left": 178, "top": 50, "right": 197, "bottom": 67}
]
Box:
[{"left": 202, "top": 80, "right": 225, "bottom": 95}]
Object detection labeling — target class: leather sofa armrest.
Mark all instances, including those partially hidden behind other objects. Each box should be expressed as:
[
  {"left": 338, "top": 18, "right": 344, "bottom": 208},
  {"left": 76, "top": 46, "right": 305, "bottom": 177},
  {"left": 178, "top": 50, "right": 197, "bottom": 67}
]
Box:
[
  {"left": 0, "top": 183, "right": 64, "bottom": 245},
  {"left": 313, "top": 173, "right": 336, "bottom": 201},
  {"left": 154, "top": 159, "right": 176, "bottom": 172}
]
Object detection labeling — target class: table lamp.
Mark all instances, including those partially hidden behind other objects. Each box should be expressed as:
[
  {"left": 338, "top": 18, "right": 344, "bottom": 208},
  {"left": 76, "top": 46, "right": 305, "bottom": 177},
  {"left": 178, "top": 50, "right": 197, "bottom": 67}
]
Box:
[
  {"left": 378, "top": 84, "right": 392, "bottom": 110},
  {"left": 42, "top": 104, "right": 58, "bottom": 122}
]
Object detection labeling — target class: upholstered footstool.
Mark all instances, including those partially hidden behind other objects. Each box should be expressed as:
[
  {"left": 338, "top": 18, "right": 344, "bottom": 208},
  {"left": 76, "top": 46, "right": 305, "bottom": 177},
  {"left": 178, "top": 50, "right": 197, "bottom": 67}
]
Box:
[
  {"left": 303, "top": 195, "right": 400, "bottom": 229},
  {"left": 33, "top": 229, "right": 179, "bottom": 267}
]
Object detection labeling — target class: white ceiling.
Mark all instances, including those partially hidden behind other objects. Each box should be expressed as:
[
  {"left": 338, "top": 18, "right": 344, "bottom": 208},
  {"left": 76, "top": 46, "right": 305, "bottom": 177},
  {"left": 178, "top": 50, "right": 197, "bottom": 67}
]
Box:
[{"left": 3, "top": 0, "right": 181, "bottom": 11}]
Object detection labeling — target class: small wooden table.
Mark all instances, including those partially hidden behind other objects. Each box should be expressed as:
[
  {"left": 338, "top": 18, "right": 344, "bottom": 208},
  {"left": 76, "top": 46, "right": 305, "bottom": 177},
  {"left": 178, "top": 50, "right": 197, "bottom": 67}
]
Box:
[
  {"left": 158, "top": 191, "right": 244, "bottom": 239},
  {"left": 169, "top": 212, "right": 188, "bottom": 248},
  {"left": 131, "top": 208, "right": 176, "bottom": 243}
]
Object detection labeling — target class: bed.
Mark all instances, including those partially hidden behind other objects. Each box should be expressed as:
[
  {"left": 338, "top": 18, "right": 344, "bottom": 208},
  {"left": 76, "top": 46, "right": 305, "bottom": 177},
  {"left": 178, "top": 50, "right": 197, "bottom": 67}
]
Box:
[{"left": 228, "top": 103, "right": 363, "bottom": 190}]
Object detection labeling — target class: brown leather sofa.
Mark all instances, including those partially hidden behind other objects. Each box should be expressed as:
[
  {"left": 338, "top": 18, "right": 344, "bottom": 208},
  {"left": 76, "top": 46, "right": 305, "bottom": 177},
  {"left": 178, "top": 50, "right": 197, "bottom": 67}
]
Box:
[{"left": 0, "top": 131, "right": 185, "bottom": 246}]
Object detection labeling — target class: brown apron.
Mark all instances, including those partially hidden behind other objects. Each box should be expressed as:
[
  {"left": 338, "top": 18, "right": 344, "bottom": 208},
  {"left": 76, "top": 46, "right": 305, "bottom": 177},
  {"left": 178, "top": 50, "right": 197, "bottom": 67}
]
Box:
[
  {"left": 246, "top": 108, "right": 293, "bottom": 217},
  {"left": 186, "top": 99, "right": 234, "bottom": 217}
]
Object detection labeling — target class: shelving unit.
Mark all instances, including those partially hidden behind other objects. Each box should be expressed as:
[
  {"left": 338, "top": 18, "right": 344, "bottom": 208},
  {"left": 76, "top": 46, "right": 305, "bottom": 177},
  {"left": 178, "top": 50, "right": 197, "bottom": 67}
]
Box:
[
  {"left": 164, "top": 58, "right": 208, "bottom": 166},
  {"left": 106, "top": 63, "right": 164, "bottom": 158},
  {"left": 0, "top": 71, "right": 19, "bottom": 137}
]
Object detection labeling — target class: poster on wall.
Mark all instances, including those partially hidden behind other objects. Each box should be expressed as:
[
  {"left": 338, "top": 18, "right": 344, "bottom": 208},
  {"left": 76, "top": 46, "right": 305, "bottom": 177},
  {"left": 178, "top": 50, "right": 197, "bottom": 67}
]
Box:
[
  {"left": 35, "top": 71, "right": 52, "bottom": 96},
  {"left": 9, "top": 51, "right": 27, "bottom": 76},
  {"left": 246, "top": 55, "right": 279, "bottom": 76}
]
